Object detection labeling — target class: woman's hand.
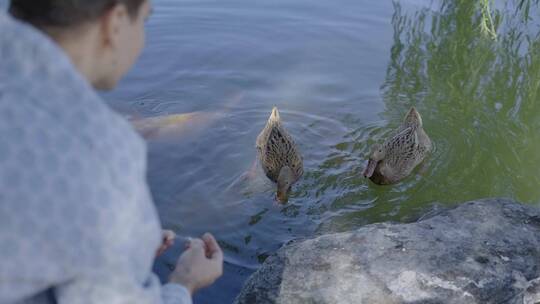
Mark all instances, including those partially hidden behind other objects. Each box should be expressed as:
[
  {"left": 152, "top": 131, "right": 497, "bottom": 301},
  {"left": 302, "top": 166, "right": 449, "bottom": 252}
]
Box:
[
  {"left": 156, "top": 229, "right": 176, "bottom": 257},
  {"left": 169, "top": 233, "right": 224, "bottom": 295}
]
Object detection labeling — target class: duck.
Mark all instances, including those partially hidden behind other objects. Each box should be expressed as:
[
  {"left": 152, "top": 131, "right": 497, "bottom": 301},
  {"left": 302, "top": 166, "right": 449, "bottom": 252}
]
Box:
[
  {"left": 256, "top": 107, "right": 303, "bottom": 202},
  {"left": 363, "top": 107, "right": 431, "bottom": 185}
]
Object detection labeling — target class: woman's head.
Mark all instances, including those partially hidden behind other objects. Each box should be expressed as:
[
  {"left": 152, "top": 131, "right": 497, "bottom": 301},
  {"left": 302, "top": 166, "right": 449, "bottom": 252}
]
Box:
[
  {"left": 9, "top": 0, "right": 147, "bottom": 28},
  {"left": 9, "top": 0, "right": 152, "bottom": 90}
]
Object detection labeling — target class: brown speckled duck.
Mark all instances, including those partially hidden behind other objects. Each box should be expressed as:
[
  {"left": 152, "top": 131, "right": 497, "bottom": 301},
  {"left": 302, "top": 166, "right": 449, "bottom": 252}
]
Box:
[
  {"left": 256, "top": 107, "right": 303, "bottom": 202},
  {"left": 363, "top": 107, "right": 431, "bottom": 185}
]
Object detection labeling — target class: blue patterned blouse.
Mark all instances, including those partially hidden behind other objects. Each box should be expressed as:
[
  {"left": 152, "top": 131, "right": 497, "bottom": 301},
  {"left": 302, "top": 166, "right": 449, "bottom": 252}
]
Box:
[{"left": 0, "top": 10, "right": 191, "bottom": 304}]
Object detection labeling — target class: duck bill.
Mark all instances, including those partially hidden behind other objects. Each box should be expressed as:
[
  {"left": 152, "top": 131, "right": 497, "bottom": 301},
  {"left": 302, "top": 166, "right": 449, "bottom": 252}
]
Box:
[
  {"left": 363, "top": 159, "right": 377, "bottom": 178},
  {"left": 276, "top": 191, "right": 289, "bottom": 203},
  {"left": 276, "top": 183, "right": 290, "bottom": 203}
]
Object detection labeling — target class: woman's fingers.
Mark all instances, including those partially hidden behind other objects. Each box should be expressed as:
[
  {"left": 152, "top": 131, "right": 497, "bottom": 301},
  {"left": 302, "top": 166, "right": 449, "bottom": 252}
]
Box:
[
  {"left": 187, "top": 238, "right": 206, "bottom": 255},
  {"left": 155, "top": 230, "right": 177, "bottom": 257},
  {"left": 201, "top": 233, "right": 223, "bottom": 277},
  {"left": 184, "top": 236, "right": 192, "bottom": 249},
  {"left": 163, "top": 229, "right": 176, "bottom": 241},
  {"left": 202, "top": 233, "right": 223, "bottom": 261},
  {"left": 162, "top": 230, "right": 176, "bottom": 247}
]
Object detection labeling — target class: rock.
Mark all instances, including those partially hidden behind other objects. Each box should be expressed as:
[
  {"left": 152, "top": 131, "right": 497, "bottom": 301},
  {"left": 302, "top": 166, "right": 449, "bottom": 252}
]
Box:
[{"left": 234, "top": 198, "right": 540, "bottom": 304}]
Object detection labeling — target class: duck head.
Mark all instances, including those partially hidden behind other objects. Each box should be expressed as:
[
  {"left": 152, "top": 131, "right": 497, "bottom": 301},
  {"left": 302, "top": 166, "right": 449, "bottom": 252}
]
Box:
[
  {"left": 276, "top": 166, "right": 294, "bottom": 203},
  {"left": 363, "top": 143, "right": 385, "bottom": 178},
  {"left": 403, "top": 107, "right": 423, "bottom": 128}
]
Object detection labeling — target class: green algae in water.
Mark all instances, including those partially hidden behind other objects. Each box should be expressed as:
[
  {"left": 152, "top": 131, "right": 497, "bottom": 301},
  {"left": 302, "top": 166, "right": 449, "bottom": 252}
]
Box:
[{"left": 316, "top": 0, "right": 540, "bottom": 232}]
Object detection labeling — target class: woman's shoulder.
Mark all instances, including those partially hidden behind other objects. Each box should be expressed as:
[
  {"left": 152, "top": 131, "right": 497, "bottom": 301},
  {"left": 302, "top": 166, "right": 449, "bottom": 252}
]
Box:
[{"left": 0, "top": 10, "right": 146, "bottom": 165}]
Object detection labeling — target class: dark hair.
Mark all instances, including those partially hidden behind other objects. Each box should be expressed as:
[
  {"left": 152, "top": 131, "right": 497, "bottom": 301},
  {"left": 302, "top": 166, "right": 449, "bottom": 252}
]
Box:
[{"left": 9, "top": 0, "right": 145, "bottom": 28}]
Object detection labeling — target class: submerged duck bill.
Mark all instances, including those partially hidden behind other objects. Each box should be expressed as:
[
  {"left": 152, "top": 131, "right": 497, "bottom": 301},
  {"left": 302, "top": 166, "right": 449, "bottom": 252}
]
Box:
[
  {"left": 276, "top": 192, "right": 289, "bottom": 203},
  {"left": 363, "top": 160, "right": 377, "bottom": 178}
]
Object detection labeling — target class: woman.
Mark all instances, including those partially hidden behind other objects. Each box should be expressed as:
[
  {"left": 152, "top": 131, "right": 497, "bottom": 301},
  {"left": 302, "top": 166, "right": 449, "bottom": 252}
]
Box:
[{"left": 0, "top": 0, "right": 222, "bottom": 303}]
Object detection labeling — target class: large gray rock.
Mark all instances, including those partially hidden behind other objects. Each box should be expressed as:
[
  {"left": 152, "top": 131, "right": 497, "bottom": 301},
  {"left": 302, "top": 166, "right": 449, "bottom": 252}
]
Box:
[{"left": 235, "top": 198, "right": 540, "bottom": 304}]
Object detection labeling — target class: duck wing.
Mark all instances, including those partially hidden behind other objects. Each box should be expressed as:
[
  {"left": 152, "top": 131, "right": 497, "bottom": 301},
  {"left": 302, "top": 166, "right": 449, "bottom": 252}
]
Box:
[
  {"left": 259, "top": 126, "right": 303, "bottom": 182},
  {"left": 383, "top": 126, "right": 420, "bottom": 172}
]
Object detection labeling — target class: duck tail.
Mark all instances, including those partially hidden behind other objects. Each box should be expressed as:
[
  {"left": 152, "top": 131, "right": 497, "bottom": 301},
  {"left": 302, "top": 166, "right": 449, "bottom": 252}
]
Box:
[
  {"left": 404, "top": 107, "right": 422, "bottom": 128},
  {"left": 269, "top": 106, "right": 281, "bottom": 123}
]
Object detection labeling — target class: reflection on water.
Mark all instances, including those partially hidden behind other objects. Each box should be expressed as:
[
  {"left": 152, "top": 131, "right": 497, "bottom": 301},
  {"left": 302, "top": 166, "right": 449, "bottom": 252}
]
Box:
[
  {"left": 319, "top": 0, "right": 540, "bottom": 232},
  {"left": 103, "top": 0, "right": 540, "bottom": 302},
  {"left": 385, "top": 0, "right": 540, "bottom": 202}
]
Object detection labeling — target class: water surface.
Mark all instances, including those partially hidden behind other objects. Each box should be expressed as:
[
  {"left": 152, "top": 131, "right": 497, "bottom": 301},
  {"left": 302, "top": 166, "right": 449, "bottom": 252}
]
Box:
[{"left": 104, "top": 0, "right": 540, "bottom": 302}]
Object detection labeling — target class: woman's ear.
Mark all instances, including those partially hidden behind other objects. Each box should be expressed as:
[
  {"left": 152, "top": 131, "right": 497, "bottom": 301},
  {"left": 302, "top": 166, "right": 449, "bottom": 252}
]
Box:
[{"left": 99, "top": 3, "right": 129, "bottom": 50}]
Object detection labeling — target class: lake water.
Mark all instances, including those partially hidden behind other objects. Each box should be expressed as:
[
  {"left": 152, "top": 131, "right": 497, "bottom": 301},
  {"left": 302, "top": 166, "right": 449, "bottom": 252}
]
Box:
[{"left": 104, "top": 0, "right": 540, "bottom": 303}]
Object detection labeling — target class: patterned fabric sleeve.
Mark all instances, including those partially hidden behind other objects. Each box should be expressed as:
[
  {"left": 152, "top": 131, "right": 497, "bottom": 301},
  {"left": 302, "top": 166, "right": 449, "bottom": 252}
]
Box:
[{"left": 0, "top": 10, "right": 191, "bottom": 304}]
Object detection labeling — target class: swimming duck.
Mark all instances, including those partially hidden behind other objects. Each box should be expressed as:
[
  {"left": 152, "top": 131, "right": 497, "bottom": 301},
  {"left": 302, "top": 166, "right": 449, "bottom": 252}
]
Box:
[
  {"left": 256, "top": 107, "right": 303, "bottom": 202},
  {"left": 363, "top": 107, "right": 431, "bottom": 185}
]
